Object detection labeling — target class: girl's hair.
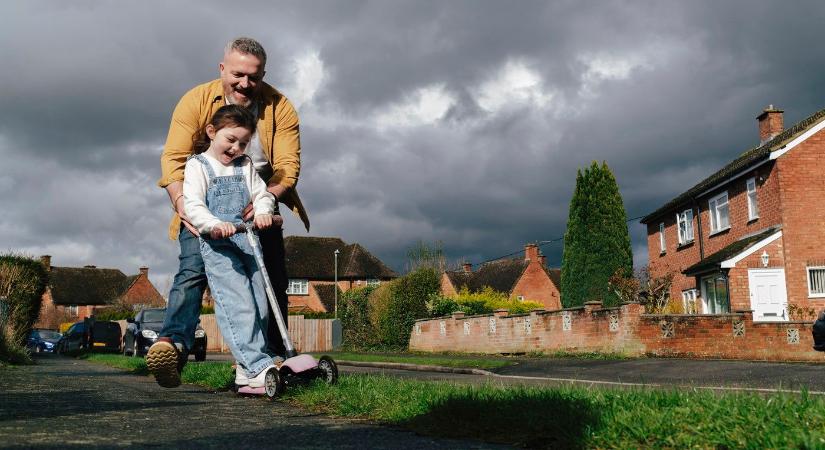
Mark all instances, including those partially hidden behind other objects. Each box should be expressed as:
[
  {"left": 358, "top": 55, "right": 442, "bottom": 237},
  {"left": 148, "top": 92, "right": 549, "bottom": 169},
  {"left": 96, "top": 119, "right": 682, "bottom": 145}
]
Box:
[{"left": 192, "top": 104, "right": 257, "bottom": 154}]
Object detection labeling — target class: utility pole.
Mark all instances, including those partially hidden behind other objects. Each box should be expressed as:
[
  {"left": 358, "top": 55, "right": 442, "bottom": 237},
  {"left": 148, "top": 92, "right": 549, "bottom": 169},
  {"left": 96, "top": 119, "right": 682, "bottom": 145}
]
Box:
[{"left": 334, "top": 249, "right": 340, "bottom": 318}]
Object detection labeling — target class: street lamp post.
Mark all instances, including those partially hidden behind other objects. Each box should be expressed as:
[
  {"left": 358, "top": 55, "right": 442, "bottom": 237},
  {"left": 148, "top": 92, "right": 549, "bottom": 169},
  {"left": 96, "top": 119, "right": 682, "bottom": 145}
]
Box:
[{"left": 334, "top": 249, "right": 340, "bottom": 318}]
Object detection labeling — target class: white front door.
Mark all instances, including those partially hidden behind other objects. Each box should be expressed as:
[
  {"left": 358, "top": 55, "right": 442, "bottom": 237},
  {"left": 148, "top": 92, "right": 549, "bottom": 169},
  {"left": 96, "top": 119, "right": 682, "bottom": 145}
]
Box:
[{"left": 748, "top": 268, "right": 788, "bottom": 322}]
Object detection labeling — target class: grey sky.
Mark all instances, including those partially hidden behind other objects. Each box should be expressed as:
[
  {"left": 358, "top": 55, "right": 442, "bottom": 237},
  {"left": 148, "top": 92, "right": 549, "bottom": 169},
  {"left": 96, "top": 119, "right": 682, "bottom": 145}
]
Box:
[{"left": 2, "top": 1, "right": 825, "bottom": 293}]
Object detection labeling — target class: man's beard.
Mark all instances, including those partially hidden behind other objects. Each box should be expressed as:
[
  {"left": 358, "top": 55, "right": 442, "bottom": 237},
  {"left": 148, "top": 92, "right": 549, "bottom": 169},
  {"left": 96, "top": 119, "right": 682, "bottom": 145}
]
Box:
[{"left": 227, "top": 89, "right": 254, "bottom": 107}]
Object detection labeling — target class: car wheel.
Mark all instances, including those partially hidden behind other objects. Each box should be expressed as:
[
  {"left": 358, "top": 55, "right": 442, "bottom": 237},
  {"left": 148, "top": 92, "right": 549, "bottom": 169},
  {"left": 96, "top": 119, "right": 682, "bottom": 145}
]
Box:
[
  {"left": 195, "top": 350, "right": 206, "bottom": 362},
  {"left": 122, "top": 340, "right": 130, "bottom": 356},
  {"left": 35, "top": 345, "right": 42, "bottom": 354}
]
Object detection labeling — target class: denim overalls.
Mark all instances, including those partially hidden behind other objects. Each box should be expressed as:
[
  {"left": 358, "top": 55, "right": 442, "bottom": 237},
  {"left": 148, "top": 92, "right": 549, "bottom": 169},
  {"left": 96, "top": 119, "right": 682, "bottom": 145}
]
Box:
[{"left": 194, "top": 154, "right": 272, "bottom": 378}]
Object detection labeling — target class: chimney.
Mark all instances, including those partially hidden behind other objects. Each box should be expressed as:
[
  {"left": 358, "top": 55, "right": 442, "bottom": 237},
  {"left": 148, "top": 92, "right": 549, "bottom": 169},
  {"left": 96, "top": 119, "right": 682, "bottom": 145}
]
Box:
[
  {"left": 84, "top": 265, "right": 96, "bottom": 269},
  {"left": 462, "top": 262, "right": 472, "bottom": 273},
  {"left": 40, "top": 255, "right": 51, "bottom": 271},
  {"left": 524, "top": 243, "right": 539, "bottom": 262},
  {"left": 538, "top": 254, "right": 546, "bottom": 266},
  {"left": 757, "top": 105, "right": 784, "bottom": 144},
  {"left": 139, "top": 267, "right": 149, "bottom": 277}
]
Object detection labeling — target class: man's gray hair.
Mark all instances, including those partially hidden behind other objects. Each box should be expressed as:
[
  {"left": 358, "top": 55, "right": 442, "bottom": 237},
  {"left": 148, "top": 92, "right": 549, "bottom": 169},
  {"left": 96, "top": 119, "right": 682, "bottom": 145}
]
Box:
[{"left": 224, "top": 37, "right": 267, "bottom": 67}]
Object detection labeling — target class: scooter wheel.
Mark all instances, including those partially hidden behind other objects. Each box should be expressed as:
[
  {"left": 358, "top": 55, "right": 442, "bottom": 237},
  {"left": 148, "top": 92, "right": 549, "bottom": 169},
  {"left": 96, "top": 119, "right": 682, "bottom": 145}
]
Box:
[
  {"left": 264, "top": 367, "right": 285, "bottom": 398},
  {"left": 318, "top": 356, "right": 338, "bottom": 385}
]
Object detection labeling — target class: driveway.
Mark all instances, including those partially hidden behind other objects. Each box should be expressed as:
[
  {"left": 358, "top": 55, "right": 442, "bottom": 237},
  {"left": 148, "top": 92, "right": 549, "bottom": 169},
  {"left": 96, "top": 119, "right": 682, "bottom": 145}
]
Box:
[{"left": 0, "top": 355, "right": 505, "bottom": 449}]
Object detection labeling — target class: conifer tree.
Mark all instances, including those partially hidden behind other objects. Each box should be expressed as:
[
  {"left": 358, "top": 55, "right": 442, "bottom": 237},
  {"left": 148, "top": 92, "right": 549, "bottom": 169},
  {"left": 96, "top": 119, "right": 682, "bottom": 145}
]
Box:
[{"left": 561, "top": 161, "right": 632, "bottom": 307}]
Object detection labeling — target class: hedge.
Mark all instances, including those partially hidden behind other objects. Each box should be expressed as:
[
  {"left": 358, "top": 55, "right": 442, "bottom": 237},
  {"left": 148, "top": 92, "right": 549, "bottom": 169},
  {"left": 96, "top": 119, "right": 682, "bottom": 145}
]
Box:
[{"left": 0, "top": 254, "right": 49, "bottom": 364}]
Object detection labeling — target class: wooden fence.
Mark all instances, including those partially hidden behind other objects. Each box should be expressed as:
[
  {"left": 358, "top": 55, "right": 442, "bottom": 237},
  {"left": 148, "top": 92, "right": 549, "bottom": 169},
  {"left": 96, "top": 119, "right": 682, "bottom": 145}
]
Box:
[{"left": 199, "top": 314, "right": 341, "bottom": 353}]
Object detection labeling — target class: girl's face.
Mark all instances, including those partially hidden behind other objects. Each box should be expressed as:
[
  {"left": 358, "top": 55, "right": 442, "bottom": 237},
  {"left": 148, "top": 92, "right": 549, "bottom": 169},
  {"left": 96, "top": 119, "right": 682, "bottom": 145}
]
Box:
[{"left": 205, "top": 124, "right": 253, "bottom": 165}]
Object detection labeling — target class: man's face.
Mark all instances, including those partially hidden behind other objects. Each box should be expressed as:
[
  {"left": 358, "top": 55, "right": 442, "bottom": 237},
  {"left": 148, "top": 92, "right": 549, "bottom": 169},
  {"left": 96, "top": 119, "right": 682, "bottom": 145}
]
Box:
[{"left": 219, "top": 50, "right": 265, "bottom": 107}]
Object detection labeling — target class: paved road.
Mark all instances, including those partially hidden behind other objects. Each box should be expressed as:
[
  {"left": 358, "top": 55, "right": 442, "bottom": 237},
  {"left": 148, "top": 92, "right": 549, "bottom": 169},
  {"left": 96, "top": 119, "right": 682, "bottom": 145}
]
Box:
[{"left": 0, "top": 356, "right": 505, "bottom": 449}]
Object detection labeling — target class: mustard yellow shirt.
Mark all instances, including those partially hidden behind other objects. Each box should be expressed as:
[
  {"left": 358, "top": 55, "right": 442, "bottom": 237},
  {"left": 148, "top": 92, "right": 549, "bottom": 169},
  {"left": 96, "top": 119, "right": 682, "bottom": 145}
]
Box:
[{"left": 158, "top": 79, "right": 309, "bottom": 239}]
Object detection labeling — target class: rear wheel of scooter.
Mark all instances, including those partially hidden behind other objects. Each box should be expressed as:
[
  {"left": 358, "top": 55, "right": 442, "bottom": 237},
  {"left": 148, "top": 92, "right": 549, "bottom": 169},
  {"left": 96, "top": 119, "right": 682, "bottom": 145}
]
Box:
[
  {"left": 264, "top": 368, "right": 285, "bottom": 398},
  {"left": 318, "top": 356, "right": 338, "bottom": 385}
]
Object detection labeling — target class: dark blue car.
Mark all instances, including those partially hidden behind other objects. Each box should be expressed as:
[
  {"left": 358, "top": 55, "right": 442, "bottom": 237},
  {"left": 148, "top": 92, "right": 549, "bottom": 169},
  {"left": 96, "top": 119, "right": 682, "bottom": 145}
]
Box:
[
  {"left": 123, "top": 308, "right": 207, "bottom": 361},
  {"left": 26, "top": 329, "right": 62, "bottom": 353}
]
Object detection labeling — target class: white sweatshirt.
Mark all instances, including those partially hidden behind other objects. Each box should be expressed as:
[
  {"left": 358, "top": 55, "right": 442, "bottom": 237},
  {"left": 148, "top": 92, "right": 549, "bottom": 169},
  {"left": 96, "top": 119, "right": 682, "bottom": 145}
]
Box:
[{"left": 183, "top": 154, "right": 276, "bottom": 234}]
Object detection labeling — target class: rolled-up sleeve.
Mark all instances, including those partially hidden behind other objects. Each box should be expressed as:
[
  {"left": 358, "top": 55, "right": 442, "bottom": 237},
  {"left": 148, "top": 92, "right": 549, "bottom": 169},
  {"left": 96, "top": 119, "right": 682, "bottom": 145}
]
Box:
[{"left": 268, "top": 97, "right": 301, "bottom": 189}]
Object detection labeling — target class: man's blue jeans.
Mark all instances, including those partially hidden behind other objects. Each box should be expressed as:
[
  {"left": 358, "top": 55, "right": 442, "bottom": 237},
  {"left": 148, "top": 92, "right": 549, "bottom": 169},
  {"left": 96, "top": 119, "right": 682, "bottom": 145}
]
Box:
[
  {"left": 161, "top": 225, "right": 290, "bottom": 355},
  {"left": 162, "top": 226, "right": 206, "bottom": 352}
]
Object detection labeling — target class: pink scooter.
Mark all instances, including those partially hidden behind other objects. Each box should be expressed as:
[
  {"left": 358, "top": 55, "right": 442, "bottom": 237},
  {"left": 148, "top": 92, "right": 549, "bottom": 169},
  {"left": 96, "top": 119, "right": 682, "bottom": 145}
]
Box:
[{"left": 230, "top": 223, "right": 338, "bottom": 398}]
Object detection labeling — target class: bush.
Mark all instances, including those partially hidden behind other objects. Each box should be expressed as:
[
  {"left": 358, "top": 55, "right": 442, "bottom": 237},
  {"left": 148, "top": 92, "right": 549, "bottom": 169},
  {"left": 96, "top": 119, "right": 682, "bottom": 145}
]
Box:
[
  {"left": 288, "top": 311, "right": 336, "bottom": 319},
  {"left": 427, "top": 286, "right": 544, "bottom": 317},
  {"left": 0, "top": 254, "right": 49, "bottom": 364},
  {"left": 377, "top": 268, "right": 440, "bottom": 348},
  {"left": 339, "top": 286, "right": 379, "bottom": 350},
  {"left": 95, "top": 302, "right": 137, "bottom": 322}
]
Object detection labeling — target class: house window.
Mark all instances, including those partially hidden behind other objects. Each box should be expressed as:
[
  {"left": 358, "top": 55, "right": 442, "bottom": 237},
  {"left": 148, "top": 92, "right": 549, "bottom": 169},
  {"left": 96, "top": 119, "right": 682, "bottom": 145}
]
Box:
[
  {"left": 517, "top": 295, "right": 525, "bottom": 302},
  {"left": 659, "top": 223, "right": 666, "bottom": 253},
  {"left": 286, "top": 279, "right": 309, "bottom": 295},
  {"left": 676, "top": 209, "right": 694, "bottom": 245},
  {"left": 68, "top": 305, "right": 79, "bottom": 316},
  {"left": 807, "top": 266, "right": 825, "bottom": 298},
  {"left": 747, "top": 178, "right": 759, "bottom": 221},
  {"left": 708, "top": 192, "right": 730, "bottom": 234},
  {"left": 681, "top": 289, "right": 698, "bottom": 314},
  {"left": 701, "top": 274, "right": 730, "bottom": 314},
  {"left": 366, "top": 279, "right": 381, "bottom": 287}
]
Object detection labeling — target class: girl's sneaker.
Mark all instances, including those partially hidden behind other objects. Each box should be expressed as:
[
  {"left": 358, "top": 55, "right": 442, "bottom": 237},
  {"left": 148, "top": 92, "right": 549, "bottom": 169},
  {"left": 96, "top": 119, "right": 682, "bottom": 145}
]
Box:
[
  {"left": 234, "top": 368, "right": 249, "bottom": 386},
  {"left": 248, "top": 363, "right": 276, "bottom": 388}
]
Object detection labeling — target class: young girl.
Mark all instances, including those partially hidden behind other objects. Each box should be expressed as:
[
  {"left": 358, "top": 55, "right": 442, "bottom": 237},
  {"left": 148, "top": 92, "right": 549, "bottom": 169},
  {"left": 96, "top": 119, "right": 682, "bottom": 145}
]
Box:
[{"left": 182, "top": 104, "right": 278, "bottom": 388}]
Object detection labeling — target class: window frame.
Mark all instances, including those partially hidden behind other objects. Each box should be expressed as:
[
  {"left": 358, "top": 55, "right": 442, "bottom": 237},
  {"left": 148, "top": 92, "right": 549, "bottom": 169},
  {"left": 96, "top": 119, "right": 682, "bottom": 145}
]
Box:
[
  {"left": 700, "top": 274, "right": 730, "bottom": 314},
  {"left": 807, "top": 266, "right": 825, "bottom": 298},
  {"left": 746, "top": 177, "right": 759, "bottom": 221},
  {"left": 659, "top": 222, "right": 666, "bottom": 253},
  {"left": 681, "top": 289, "right": 698, "bottom": 314},
  {"left": 286, "top": 279, "right": 309, "bottom": 295},
  {"left": 708, "top": 192, "right": 730, "bottom": 234},
  {"left": 676, "top": 209, "right": 694, "bottom": 245},
  {"left": 366, "top": 279, "right": 381, "bottom": 288}
]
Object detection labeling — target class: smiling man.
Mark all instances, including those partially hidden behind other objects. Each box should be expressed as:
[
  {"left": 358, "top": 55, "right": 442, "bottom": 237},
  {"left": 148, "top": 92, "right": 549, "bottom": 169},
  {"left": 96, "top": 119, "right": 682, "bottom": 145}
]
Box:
[{"left": 150, "top": 37, "right": 309, "bottom": 388}]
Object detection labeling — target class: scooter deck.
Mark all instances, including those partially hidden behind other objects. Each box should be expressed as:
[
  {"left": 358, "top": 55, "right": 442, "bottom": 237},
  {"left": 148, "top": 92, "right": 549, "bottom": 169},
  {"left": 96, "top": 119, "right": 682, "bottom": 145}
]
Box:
[{"left": 237, "top": 386, "right": 267, "bottom": 395}]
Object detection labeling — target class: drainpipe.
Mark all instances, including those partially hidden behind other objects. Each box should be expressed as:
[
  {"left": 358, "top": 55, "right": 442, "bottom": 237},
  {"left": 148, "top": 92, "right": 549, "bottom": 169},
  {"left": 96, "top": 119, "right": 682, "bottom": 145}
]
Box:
[{"left": 692, "top": 197, "right": 705, "bottom": 260}]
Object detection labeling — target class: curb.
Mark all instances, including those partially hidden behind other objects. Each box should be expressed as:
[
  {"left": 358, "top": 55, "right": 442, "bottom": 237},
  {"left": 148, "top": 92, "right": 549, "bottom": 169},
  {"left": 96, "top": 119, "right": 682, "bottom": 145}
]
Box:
[{"left": 336, "top": 360, "right": 496, "bottom": 376}]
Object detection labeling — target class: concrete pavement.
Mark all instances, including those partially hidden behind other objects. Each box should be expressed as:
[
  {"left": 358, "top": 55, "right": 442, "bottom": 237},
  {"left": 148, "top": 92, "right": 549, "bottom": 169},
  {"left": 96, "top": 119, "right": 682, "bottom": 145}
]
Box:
[{"left": 0, "top": 355, "right": 505, "bottom": 449}]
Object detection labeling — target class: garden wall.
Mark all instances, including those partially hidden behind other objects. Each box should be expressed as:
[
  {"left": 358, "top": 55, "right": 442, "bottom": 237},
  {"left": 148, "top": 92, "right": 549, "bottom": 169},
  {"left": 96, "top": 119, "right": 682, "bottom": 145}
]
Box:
[{"left": 408, "top": 302, "right": 822, "bottom": 362}]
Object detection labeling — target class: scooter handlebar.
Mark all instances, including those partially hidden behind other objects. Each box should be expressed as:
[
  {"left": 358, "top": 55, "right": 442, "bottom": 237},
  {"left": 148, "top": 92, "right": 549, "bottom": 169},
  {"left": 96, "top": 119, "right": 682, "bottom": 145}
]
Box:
[{"left": 200, "top": 222, "right": 256, "bottom": 239}]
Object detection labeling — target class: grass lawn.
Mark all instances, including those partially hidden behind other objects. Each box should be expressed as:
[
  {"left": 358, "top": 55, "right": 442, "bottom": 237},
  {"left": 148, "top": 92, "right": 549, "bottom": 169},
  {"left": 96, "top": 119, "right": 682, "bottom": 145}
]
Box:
[
  {"left": 83, "top": 353, "right": 825, "bottom": 448},
  {"left": 311, "top": 351, "right": 514, "bottom": 370}
]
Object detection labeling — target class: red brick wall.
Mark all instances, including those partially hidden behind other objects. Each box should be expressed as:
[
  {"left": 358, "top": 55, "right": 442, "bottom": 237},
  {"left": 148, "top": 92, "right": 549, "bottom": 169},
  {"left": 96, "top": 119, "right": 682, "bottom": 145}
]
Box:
[
  {"left": 511, "top": 263, "right": 561, "bottom": 310},
  {"left": 775, "top": 135, "right": 825, "bottom": 310},
  {"left": 288, "top": 281, "right": 333, "bottom": 313},
  {"left": 410, "top": 302, "right": 820, "bottom": 361}
]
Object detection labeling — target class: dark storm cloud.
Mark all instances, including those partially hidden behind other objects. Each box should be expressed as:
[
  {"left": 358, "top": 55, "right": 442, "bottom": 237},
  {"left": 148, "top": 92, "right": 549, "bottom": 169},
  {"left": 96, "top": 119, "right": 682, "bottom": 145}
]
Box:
[{"left": 3, "top": 0, "right": 825, "bottom": 286}]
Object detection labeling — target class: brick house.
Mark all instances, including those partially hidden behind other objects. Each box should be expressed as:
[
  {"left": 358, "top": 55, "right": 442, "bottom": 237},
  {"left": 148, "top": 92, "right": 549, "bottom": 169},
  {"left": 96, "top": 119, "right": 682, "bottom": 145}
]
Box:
[
  {"left": 35, "top": 255, "right": 165, "bottom": 329},
  {"left": 283, "top": 236, "right": 398, "bottom": 313},
  {"left": 441, "top": 244, "right": 562, "bottom": 310},
  {"left": 641, "top": 105, "right": 825, "bottom": 321}
]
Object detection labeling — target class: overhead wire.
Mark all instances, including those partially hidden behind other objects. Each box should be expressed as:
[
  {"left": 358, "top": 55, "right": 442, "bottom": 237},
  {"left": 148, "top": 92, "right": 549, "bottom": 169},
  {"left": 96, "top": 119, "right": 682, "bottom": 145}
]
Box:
[{"left": 472, "top": 214, "right": 647, "bottom": 266}]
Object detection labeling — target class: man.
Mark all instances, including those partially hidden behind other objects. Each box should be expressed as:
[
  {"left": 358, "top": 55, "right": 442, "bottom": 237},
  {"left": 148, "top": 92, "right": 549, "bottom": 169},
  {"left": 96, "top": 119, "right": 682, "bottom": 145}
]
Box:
[{"left": 148, "top": 37, "right": 309, "bottom": 388}]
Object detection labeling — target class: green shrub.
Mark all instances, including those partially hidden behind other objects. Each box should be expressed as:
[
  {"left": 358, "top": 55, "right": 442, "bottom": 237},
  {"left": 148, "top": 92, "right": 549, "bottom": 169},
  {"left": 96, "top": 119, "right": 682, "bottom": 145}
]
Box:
[
  {"left": 95, "top": 305, "right": 136, "bottom": 321},
  {"left": 200, "top": 305, "right": 215, "bottom": 315},
  {"left": 339, "top": 286, "right": 379, "bottom": 350},
  {"left": 377, "top": 268, "right": 439, "bottom": 348},
  {"left": 427, "top": 287, "right": 544, "bottom": 317},
  {"left": 0, "top": 254, "right": 49, "bottom": 364}
]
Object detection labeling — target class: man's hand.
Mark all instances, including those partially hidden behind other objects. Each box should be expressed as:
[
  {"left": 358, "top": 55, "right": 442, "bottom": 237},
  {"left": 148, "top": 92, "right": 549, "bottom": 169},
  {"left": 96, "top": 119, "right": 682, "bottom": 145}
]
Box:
[
  {"left": 209, "top": 222, "right": 236, "bottom": 240},
  {"left": 167, "top": 181, "right": 199, "bottom": 237},
  {"left": 254, "top": 214, "right": 282, "bottom": 231}
]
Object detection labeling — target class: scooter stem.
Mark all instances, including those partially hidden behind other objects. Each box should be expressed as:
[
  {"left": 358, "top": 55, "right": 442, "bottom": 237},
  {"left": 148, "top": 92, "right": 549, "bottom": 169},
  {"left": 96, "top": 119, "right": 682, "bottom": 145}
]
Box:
[{"left": 244, "top": 227, "right": 297, "bottom": 358}]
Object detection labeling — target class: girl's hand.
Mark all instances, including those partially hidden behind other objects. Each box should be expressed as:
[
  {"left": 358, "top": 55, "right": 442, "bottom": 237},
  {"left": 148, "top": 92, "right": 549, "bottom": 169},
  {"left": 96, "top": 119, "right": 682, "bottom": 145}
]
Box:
[
  {"left": 210, "top": 222, "right": 236, "bottom": 239},
  {"left": 254, "top": 214, "right": 276, "bottom": 230}
]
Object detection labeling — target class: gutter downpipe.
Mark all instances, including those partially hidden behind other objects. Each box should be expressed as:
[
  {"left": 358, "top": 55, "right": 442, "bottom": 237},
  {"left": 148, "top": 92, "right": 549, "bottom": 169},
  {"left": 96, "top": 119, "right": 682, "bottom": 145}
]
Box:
[{"left": 692, "top": 197, "right": 705, "bottom": 261}]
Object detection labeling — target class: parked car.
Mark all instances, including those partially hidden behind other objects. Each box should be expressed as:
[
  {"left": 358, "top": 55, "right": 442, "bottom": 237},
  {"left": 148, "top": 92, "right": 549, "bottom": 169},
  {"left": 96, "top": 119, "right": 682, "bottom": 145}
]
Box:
[
  {"left": 26, "top": 329, "right": 62, "bottom": 353},
  {"left": 56, "top": 319, "right": 122, "bottom": 354},
  {"left": 123, "top": 307, "right": 207, "bottom": 361}
]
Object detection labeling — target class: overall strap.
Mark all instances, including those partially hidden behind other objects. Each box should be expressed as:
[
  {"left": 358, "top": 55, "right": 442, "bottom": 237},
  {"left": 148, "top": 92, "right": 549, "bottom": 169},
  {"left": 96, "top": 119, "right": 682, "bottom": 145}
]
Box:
[{"left": 192, "top": 154, "right": 216, "bottom": 182}]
